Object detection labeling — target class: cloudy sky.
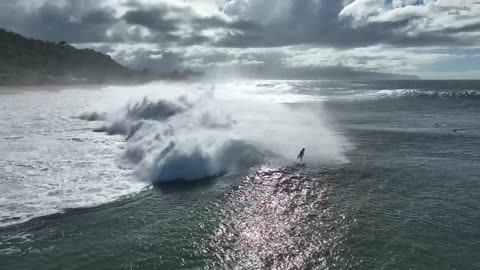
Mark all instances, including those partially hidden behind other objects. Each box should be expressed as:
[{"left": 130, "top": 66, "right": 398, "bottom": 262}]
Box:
[{"left": 1, "top": 0, "right": 480, "bottom": 79}]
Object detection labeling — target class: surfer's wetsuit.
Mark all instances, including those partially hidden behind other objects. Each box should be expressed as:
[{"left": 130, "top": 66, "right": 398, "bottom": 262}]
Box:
[{"left": 297, "top": 148, "right": 305, "bottom": 162}]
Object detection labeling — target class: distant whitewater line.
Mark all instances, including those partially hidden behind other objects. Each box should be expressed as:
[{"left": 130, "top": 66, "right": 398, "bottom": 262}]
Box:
[
  {"left": 333, "top": 89, "right": 480, "bottom": 101},
  {"left": 382, "top": 89, "right": 480, "bottom": 98}
]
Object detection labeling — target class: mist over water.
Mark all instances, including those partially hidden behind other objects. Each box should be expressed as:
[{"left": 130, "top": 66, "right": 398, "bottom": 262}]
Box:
[
  {"left": 83, "top": 81, "right": 351, "bottom": 183},
  {"left": 0, "top": 81, "right": 350, "bottom": 227}
]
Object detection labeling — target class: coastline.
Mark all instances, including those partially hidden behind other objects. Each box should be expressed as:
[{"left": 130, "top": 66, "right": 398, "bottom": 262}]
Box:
[
  {"left": 0, "top": 83, "right": 131, "bottom": 94},
  {"left": 0, "top": 84, "right": 102, "bottom": 95}
]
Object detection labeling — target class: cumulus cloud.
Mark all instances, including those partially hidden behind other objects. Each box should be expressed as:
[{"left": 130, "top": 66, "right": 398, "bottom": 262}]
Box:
[
  {"left": 1, "top": 0, "right": 479, "bottom": 78},
  {"left": 0, "top": 1, "right": 118, "bottom": 43},
  {"left": 113, "top": 48, "right": 183, "bottom": 73},
  {"left": 217, "top": 0, "right": 480, "bottom": 48}
]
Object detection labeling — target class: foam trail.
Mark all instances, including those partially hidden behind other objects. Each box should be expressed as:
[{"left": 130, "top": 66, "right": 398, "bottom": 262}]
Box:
[{"left": 83, "top": 81, "right": 351, "bottom": 183}]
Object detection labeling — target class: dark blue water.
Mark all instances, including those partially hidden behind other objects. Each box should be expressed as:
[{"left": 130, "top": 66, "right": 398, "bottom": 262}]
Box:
[
  {"left": 320, "top": 81, "right": 480, "bottom": 269},
  {"left": 1, "top": 80, "right": 479, "bottom": 269}
]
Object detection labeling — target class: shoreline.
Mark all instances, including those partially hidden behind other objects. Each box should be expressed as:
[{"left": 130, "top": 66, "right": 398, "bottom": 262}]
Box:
[
  {"left": 0, "top": 83, "right": 144, "bottom": 94},
  {"left": 0, "top": 84, "right": 111, "bottom": 92}
]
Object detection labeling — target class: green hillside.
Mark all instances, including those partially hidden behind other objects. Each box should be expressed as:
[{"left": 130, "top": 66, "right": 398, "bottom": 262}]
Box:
[{"left": 0, "top": 29, "right": 134, "bottom": 85}]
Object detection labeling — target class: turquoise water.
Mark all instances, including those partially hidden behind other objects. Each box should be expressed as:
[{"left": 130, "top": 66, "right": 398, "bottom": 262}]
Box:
[{"left": 1, "top": 81, "right": 479, "bottom": 269}]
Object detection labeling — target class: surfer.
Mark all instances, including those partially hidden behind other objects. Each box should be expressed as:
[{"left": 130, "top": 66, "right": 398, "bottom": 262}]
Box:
[{"left": 297, "top": 148, "right": 305, "bottom": 162}]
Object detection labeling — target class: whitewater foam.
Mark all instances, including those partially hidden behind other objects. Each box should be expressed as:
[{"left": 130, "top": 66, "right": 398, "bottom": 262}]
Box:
[
  {"left": 82, "top": 81, "right": 351, "bottom": 184},
  {"left": 0, "top": 89, "right": 150, "bottom": 227},
  {"left": 330, "top": 89, "right": 480, "bottom": 101},
  {"left": 0, "top": 80, "right": 350, "bottom": 227}
]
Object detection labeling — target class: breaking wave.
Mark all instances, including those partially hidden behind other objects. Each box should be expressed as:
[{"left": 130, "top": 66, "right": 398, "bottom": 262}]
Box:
[
  {"left": 80, "top": 82, "right": 350, "bottom": 183},
  {"left": 383, "top": 89, "right": 480, "bottom": 99},
  {"left": 340, "top": 89, "right": 480, "bottom": 101}
]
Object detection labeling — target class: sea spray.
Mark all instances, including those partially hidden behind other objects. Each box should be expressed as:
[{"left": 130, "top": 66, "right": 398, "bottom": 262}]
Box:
[{"left": 81, "top": 81, "right": 351, "bottom": 183}]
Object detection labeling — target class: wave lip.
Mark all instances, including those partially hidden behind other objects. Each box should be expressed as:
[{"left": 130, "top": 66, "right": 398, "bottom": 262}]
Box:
[
  {"left": 137, "top": 139, "right": 260, "bottom": 184},
  {"left": 89, "top": 95, "right": 267, "bottom": 184},
  {"left": 126, "top": 97, "right": 184, "bottom": 121}
]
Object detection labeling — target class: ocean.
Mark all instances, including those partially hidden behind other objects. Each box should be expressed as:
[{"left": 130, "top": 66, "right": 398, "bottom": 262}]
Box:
[{"left": 0, "top": 80, "right": 479, "bottom": 269}]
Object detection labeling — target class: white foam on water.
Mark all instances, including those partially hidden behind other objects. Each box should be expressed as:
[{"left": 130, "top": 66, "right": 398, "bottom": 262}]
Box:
[
  {"left": 0, "top": 89, "right": 148, "bottom": 227},
  {"left": 84, "top": 80, "right": 351, "bottom": 183},
  {"left": 0, "top": 80, "right": 351, "bottom": 227}
]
